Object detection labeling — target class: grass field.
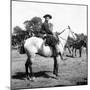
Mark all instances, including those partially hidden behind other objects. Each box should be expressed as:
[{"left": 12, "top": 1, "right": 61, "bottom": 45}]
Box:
[{"left": 11, "top": 49, "right": 88, "bottom": 89}]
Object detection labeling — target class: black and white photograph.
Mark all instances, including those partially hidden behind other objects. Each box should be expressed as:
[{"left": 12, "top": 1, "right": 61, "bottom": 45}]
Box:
[{"left": 11, "top": 0, "right": 88, "bottom": 89}]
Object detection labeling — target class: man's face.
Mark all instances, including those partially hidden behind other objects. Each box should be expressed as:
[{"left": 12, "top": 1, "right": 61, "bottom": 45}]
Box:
[{"left": 45, "top": 17, "right": 50, "bottom": 22}]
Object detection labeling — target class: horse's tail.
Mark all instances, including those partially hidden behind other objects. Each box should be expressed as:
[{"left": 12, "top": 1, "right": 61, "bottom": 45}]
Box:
[{"left": 18, "top": 41, "right": 26, "bottom": 54}]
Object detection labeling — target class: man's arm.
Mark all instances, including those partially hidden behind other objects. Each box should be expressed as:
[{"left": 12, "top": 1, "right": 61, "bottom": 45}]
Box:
[
  {"left": 40, "top": 24, "right": 46, "bottom": 34},
  {"left": 44, "top": 23, "right": 53, "bottom": 34},
  {"left": 49, "top": 23, "right": 53, "bottom": 34}
]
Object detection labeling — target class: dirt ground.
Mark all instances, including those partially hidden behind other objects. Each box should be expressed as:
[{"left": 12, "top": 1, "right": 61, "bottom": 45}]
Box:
[{"left": 11, "top": 48, "right": 88, "bottom": 90}]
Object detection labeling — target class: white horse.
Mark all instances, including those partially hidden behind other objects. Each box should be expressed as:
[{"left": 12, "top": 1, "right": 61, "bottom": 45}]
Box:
[{"left": 23, "top": 26, "right": 77, "bottom": 80}]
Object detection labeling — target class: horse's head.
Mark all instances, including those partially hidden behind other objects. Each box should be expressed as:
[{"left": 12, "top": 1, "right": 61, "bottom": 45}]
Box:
[
  {"left": 67, "top": 26, "right": 77, "bottom": 41},
  {"left": 55, "top": 26, "right": 77, "bottom": 41},
  {"left": 18, "top": 41, "right": 26, "bottom": 54},
  {"left": 53, "top": 26, "right": 77, "bottom": 54}
]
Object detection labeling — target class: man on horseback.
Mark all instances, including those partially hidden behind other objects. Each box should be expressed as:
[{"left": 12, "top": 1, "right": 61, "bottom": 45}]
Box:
[{"left": 40, "top": 14, "right": 59, "bottom": 56}]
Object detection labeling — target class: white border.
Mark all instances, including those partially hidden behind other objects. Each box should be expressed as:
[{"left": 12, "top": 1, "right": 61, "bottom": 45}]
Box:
[{"left": 0, "top": 0, "right": 89, "bottom": 90}]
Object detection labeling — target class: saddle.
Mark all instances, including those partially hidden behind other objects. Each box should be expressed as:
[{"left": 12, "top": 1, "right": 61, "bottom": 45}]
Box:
[
  {"left": 36, "top": 33, "right": 59, "bottom": 56},
  {"left": 43, "top": 34, "right": 59, "bottom": 56},
  {"left": 43, "top": 34, "right": 59, "bottom": 46},
  {"left": 36, "top": 33, "right": 59, "bottom": 46}
]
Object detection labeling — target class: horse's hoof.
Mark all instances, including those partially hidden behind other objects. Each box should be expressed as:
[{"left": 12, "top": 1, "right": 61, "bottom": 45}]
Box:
[
  {"left": 61, "top": 58, "right": 64, "bottom": 61},
  {"left": 53, "top": 72, "right": 57, "bottom": 77},
  {"left": 53, "top": 72, "right": 59, "bottom": 76},
  {"left": 53, "top": 71, "right": 56, "bottom": 75},
  {"left": 53, "top": 73, "right": 59, "bottom": 77},
  {"left": 55, "top": 75, "right": 60, "bottom": 80},
  {"left": 61, "top": 57, "right": 64, "bottom": 60},
  {"left": 26, "top": 76, "right": 31, "bottom": 80},
  {"left": 30, "top": 77, "right": 36, "bottom": 81}
]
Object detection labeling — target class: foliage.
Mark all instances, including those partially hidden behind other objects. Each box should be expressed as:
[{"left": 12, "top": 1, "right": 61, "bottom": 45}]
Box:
[
  {"left": 12, "top": 26, "right": 29, "bottom": 46},
  {"left": 12, "top": 17, "right": 42, "bottom": 47},
  {"left": 13, "top": 26, "right": 23, "bottom": 35},
  {"left": 24, "top": 17, "right": 42, "bottom": 36},
  {"left": 12, "top": 16, "right": 87, "bottom": 49}
]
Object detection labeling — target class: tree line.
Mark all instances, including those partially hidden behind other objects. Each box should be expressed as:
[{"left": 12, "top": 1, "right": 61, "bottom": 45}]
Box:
[
  {"left": 12, "top": 16, "right": 87, "bottom": 49},
  {"left": 12, "top": 17, "right": 42, "bottom": 47}
]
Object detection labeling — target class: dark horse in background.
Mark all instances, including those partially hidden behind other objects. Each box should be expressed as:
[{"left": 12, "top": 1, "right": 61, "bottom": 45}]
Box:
[
  {"left": 71, "top": 40, "right": 87, "bottom": 57},
  {"left": 71, "top": 33, "right": 87, "bottom": 57},
  {"left": 64, "top": 34, "right": 87, "bottom": 58}
]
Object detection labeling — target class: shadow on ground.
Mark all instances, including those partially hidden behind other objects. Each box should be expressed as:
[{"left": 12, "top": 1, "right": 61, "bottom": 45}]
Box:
[
  {"left": 70, "top": 77, "right": 88, "bottom": 85},
  {"left": 75, "top": 77, "right": 87, "bottom": 85},
  {"left": 12, "top": 71, "right": 57, "bottom": 80}
]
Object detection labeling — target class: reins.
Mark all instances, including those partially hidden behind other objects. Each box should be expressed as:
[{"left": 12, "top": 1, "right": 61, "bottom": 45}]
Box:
[{"left": 57, "top": 26, "right": 76, "bottom": 41}]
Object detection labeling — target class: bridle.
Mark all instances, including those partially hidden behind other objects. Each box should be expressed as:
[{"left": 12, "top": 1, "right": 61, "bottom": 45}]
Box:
[
  {"left": 57, "top": 26, "right": 76, "bottom": 41},
  {"left": 68, "top": 26, "right": 76, "bottom": 40},
  {"left": 55, "top": 26, "right": 76, "bottom": 48}
]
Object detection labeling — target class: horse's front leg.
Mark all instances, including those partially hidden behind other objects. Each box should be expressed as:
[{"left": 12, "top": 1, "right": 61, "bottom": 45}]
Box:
[{"left": 53, "top": 56, "right": 59, "bottom": 77}]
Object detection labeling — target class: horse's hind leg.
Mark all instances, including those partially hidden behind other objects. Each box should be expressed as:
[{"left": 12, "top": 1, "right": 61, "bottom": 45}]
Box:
[
  {"left": 25, "top": 52, "right": 35, "bottom": 80},
  {"left": 28, "top": 55, "right": 36, "bottom": 81},
  {"left": 25, "top": 58, "right": 30, "bottom": 80},
  {"left": 71, "top": 47, "right": 74, "bottom": 57},
  {"left": 75, "top": 49, "right": 77, "bottom": 57},
  {"left": 79, "top": 48, "right": 82, "bottom": 57},
  {"left": 28, "top": 58, "right": 33, "bottom": 77},
  {"left": 59, "top": 52, "right": 63, "bottom": 60}
]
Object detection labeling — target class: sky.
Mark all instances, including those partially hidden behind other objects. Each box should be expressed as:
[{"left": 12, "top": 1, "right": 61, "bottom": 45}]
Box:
[{"left": 12, "top": 1, "right": 87, "bottom": 35}]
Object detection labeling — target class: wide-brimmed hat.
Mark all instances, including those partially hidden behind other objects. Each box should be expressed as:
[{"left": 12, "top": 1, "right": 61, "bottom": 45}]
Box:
[{"left": 43, "top": 14, "right": 52, "bottom": 19}]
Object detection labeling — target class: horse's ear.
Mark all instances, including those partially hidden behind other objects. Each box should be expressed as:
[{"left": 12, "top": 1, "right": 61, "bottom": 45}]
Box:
[{"left": 68, "top": 25, "right": 70, "bottom": 29}]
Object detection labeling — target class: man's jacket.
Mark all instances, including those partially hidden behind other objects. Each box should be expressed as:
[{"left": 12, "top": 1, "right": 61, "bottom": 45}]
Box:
[{"left": 40, "top": 22, "right": 53, "bottom": 35}]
